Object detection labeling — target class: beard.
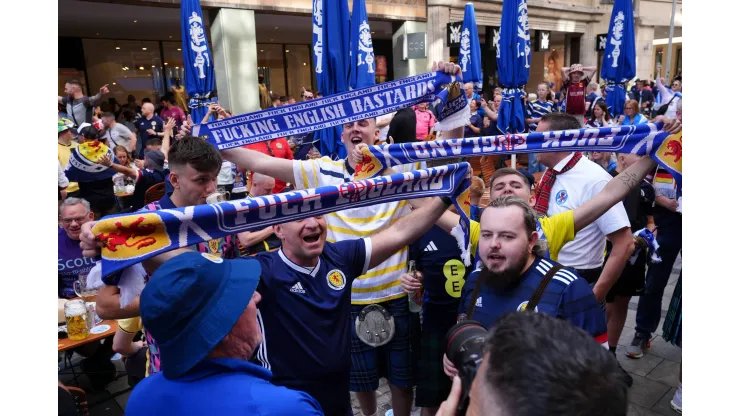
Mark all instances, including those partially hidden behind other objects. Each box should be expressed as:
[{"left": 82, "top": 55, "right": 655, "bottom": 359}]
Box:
[{"left": 479, "top": 248, "right": 530, "bottom": 291}]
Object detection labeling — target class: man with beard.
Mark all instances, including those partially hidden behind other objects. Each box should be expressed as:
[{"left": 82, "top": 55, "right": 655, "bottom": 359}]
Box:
[{"left": 443, "top": 196, "right": 608, "bottom": 377}]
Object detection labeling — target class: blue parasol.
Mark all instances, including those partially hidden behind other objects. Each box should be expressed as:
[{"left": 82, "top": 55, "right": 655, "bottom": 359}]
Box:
[
  {"left": 349, "top": 0, "right": 376, "bottom": 90},
  {"left": 312, "top": 0, "right": 350, "bottom": 158},
  {"left": 459, "top": 3, "right": 482, "bottom": 91},
  {"left": 181, "top": 0, "right": 215, "bottom": 124},
  {"left": 496, "top": 0, "right": 531, "bottom": 134},
  {"left": 601, "top": 0, "right": 636, "bottom": 117}
]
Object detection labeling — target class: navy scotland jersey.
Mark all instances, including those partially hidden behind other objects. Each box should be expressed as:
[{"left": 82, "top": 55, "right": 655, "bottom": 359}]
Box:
[
  {"left": 253, "top": 238, "right": 371, "bottom": 416},
  {"left": 409, "top": 226, "right": 473, "bottom": 326},
  {"left": 459, "top": 256, "right": 608, "bottom": 347}
]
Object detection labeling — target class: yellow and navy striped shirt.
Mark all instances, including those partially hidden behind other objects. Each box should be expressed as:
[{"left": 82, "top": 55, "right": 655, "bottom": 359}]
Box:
[{"left": 293, "top": 157, "right": 424, "bottom": 304}]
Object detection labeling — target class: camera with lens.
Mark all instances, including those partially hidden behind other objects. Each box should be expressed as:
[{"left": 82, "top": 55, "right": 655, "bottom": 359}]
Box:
[{"left": 445, "top": 320, "right": 489, "bottom": 415}]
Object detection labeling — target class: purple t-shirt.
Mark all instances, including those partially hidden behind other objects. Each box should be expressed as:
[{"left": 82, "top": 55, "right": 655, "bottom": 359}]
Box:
[{"left": 58, "top": 228, "right": 96, "bottom": 299}]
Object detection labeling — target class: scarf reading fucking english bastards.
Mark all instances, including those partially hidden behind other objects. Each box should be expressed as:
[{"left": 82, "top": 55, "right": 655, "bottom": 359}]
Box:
[{"left": 87, "top": 163, "right": 472, "bottom": 307}]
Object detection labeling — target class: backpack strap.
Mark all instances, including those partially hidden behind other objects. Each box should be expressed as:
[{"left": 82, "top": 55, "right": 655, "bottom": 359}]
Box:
[{"left": 525, "top": 264, "right": 564, "bottom": 311}]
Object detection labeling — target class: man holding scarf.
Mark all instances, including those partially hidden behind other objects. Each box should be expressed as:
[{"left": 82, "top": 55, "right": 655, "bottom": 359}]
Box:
[{"left": 221, "top": 61, "right": 464, "bottom": 416}]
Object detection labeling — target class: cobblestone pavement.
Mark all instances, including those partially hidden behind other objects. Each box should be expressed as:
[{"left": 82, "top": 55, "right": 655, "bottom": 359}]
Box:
[{"left": 60, "top": 257, "right": 681, "bottom": 416}]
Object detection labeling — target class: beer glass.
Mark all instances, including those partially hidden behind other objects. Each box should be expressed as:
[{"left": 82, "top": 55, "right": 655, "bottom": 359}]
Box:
[
  {"left": 64, "top": 299, "right": 89, "bottom": 341},
  {"left": 73, "top": 273, "right": 98, "bottom": 302}
]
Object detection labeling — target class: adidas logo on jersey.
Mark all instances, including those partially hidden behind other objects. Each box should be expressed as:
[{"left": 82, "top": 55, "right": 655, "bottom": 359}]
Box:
[
  {"left": 424, "top": 241, "right": 438, "bottom": 252},
  {"left": 290, "top": 282, "right": 306, "bottom": 294},
  {"left": 475, "top": 297, "right": 482, "bottom": 307}
]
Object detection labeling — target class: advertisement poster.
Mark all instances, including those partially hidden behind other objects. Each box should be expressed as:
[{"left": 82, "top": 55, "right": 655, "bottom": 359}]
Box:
[{"left": 543, "top": 47, "right": 565, "bottom": 92}]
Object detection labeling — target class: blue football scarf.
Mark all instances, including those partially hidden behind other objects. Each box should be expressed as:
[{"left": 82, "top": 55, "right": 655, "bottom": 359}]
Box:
[
  {"left": 91, "top": 163, "right": 472, "bottom": 291},
  {"left": 355, "top": 123, "right": 682, "bottom": 188},
  {"left": 64, "top": 140, "right": 119, "bottom": 183},
  {"left": 191, "top": 71, "right": 470, "bottom": 150}
]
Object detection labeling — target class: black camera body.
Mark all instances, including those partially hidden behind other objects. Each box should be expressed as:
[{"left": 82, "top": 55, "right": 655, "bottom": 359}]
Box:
[{"left": 445, "top": 320, "right": 489, "bottom": 415}]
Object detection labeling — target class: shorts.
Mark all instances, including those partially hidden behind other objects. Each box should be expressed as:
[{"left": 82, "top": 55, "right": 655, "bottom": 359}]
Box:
[
  {"left": 414, "top": 309, "right": 458, "bottom": 408},
  {"left": 350, "top": 297, "right": 412, "bottom": 392},
  {"left": 606, "top": 250, "right": 647, "bottom": 303}
]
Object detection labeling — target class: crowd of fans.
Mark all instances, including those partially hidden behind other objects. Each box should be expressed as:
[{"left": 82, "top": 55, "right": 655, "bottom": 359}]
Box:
[{"left": 57, "top": 60, "right": 682, "bottom": 415}]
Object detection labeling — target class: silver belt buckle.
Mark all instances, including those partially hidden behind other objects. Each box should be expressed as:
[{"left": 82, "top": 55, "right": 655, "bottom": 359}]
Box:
[{"left": 355, "top": 304, "right": 395, "bottom": 347}]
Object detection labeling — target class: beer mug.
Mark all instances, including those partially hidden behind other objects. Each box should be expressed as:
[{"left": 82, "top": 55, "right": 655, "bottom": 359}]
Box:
[
  {"left": 206, "top": 191, "right": 227, "bottom": 204},
  {"left": 73, "top": 273, "right": 98, "bottom": 302},
  {"left": 65, "top": 299, "right": 89, "bottom": 341}
]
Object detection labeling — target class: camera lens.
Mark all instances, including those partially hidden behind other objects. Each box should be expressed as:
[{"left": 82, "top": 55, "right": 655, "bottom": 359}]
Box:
[{"left": 445, "top": 320, "right": 488, "bottom": 415}]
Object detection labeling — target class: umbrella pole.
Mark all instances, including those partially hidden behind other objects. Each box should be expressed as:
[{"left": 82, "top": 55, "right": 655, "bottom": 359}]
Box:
[{"left": 664, "top": 0, "right": 679, "bottom": 80}]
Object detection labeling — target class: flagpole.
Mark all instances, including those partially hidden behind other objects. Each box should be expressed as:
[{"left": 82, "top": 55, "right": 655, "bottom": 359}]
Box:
[{"left": 664, "top": 0, "right": 678, "bottom": 79}]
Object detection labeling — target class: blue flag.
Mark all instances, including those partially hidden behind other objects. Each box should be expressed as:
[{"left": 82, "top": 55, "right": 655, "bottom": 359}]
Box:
[
  {"left": 312, "top": 0, "right": 350, "bottom": 159},
  {"left": 181, "top": 0, "right": 215, "bottom": 124},
  {"left": 601, "top": 0, "right": 636, "bottom": 117},
  {"left": 459, "top": 3, "right": 482, "bottom": 91},
  {"left": 497, "top": 0, "right": 531, "bottom": 134},
  {"left": 349, "top": 0, "right": 375, "bottom": 90}
]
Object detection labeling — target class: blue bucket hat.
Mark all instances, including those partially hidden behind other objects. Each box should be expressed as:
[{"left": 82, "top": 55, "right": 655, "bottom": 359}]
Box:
[{"left": 140, "top": 252, "right": 262, "bottom": 379}]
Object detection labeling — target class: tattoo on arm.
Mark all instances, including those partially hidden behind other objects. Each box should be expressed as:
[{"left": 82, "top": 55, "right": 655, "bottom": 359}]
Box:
[{"left": 619, "top": 172, "right": 639, "bottom": 189}]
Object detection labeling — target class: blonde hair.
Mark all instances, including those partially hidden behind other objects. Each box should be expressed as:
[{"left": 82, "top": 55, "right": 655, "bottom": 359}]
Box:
[{"left": 470, "top": 176, "right": 485, "bottom": 200}]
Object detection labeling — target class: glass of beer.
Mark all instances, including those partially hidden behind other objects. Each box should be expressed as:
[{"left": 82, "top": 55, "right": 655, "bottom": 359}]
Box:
[
  {"left": 65, "top": 299, "right": 89, "bottom": 341},
  {"left": 73, "top": 273, "right": 98, "bottom": 302}
]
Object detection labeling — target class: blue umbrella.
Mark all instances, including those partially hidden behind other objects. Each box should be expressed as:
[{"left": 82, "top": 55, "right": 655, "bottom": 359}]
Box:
[
  {"left": 459, "top": 3, "right": 482, "bottom": 91},
  {"left": 496, "top": 0, "right": 531, "bottom": 135},
  {"left": 349, "top": 0, "right": 375, "bottom": 90},
  {"left": 312, "top": 0, "right": 350, "bottom": 158},
  {"left": 181, "top": 0, "right": 215, "bottom": 124},
  {"left": 601, "top": 0, "right": 636, "bottom": 118}
]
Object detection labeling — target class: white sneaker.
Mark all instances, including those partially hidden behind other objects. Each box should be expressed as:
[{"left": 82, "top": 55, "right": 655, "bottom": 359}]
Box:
[{"left": 670, "top": 383, "right": 682, "bottom": 414}]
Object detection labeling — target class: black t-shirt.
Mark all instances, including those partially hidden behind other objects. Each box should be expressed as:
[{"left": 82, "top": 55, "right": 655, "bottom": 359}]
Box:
[
  {"left": 387, "top": 108, "right": 416, "bottom": 144},
  {"left": 78, "top": 178, "right": 115, "bottom": 212},
  {"left": 608, "top": 168, "right": 655, "bottom": 231}
]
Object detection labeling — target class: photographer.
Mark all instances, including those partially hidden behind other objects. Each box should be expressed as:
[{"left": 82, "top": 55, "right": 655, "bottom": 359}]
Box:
[{"left": 437, "top": 312, "right": 629, "bottom": 416}]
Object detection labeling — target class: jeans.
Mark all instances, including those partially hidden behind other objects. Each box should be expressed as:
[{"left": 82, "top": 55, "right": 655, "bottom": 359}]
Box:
[
  {"left": 528, "top": 153, "right": 545, "bottom": 173},
  {"left": 635, "top": 235, "right": 682, "bottom": 337}
]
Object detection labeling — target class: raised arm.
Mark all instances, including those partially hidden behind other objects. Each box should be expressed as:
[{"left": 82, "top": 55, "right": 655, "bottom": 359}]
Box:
[
  {"left": 582, "top": 66, "right": 597, "bottom": 79},
  {"left": 480, "top": 99, "right": 498, "bottom": 120},
  {"left": 161, "top": 118, "right": 176, "bottom": 160},
  {"left": 572, "top": 156, "right": 656, "bottom": 233},
  {"left": 655, "top": 77, "right": 671, "bottom": 102},
  {"left": 98, "top": 155, "right": 137, "bottom": 179},
  {"left": 221, "top": 147, "right": 296, "bottom": 185},
  {"left": 368, "top": 197, "right": 449, "bottom": 269}
]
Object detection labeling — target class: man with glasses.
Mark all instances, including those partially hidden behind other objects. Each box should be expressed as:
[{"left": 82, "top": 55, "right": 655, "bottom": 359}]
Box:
[
  {"left": 653, "top": 77, "right": 682, "bottom": 118},
  {"left": 58, "top": 198, "right": 96, "bottom": 299}
]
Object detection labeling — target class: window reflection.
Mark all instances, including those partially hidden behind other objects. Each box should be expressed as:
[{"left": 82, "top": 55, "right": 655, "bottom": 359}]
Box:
[
  {"left": 82, "top": 39, "right": 163, "bottom": 106},
  {"left": 257, "top": 44, "right": 286, "bottom": 97}
]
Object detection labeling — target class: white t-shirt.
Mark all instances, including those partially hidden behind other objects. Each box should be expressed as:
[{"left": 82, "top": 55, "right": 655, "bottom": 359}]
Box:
[
  {"left": 376, "top": 112, "right": 395, "bottom": 143},
  {"left": 104, "top": 123, "right": 134, "bottom": 150},
  {"left": 546, "top": 153, "right": 630, "bottom": 269},
  {"left": 217, "top": 161, "right": 235, "bottom": 185}
]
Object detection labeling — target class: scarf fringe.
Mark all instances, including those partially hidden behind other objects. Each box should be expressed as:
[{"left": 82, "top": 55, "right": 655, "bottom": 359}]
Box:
[{"left": 450, "top": 224, "right": 472, "bottom": 267}]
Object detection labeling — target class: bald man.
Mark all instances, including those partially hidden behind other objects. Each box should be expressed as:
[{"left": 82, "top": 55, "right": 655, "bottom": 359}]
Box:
[
  {"left": 463, "top": 82, "right": 485, "bottom": 119},
  {"left": 134, "top": 102, "right": 165, "bottom": 158}
]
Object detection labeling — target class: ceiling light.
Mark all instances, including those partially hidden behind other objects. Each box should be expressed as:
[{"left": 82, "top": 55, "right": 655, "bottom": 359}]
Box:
[
  {"left": 169, "top": 36, "right": 173, "bottom": 38},
  {"left": 303, "top": 62, "right": 307, "bottom": 66},
  {"left": 151, "top": 65, "right": 155, "bottom": 68},
  {"left": 177, "top": 48, "right": 181, "bottom": 51},
  {"left": 115, "top": 46, "right": 120, "bottom": 50},
  {"left": 274, "top": 26, "right": 279, "bottom": 30},
  {"left": 286, "top": 49, "right": 290, "bottom": 53},
  {"left": 133, "top": 20, "right": 137, "bottom": 23},
  {"left": 260, "top": 49, "right": 264, "bottom": 52},
  {"left": 139, "top": 66, "right": 145, "bottom": 70},
  {"left": 142, "top": 47, "right": 147, "bottom": 51},
  {"left": 371, "top": 31, "right": 375, "bottom": 34},
  {"left": 112, "top": 82, "right": 116, "bottom": 85},
  {"left": 175, "top": 66, "right": 180, "bottom": 69},
  {"left": 164, "top": 62, "right": 168, "bottom": 65}
]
